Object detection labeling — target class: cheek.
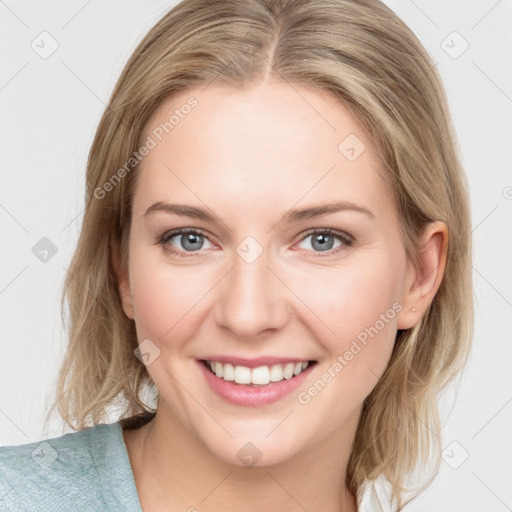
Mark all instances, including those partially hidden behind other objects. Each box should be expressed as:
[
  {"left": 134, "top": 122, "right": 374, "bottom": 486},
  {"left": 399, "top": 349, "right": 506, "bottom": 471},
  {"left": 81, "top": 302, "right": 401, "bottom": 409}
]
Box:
[
  {"left": 290, "top": 261, "right": 402, "bottom": 418},
  {"left": 128, "top": 249, "right": 217, "bottom": 346},
  {"left": 290, "top": 249, "right": 404, "bottom": 366}
]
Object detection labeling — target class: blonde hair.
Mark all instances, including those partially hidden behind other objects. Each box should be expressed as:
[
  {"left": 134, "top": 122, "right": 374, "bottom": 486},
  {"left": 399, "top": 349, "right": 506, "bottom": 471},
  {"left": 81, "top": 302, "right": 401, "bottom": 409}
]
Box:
[{"left": 45, "top": 0, "right": 473, "bottom": 508}]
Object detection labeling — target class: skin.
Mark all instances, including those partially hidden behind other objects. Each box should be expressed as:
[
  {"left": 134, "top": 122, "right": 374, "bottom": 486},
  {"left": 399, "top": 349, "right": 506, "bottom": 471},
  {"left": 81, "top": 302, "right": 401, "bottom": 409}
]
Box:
[{"left": 112, "top": 80, "right": 447, "bottom": 511}]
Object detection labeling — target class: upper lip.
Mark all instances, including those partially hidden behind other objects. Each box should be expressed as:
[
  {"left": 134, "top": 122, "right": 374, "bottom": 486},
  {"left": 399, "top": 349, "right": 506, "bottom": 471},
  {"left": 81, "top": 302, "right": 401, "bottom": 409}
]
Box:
[{"left": 199, "top": 355, "right": 316, "bottom": 368}]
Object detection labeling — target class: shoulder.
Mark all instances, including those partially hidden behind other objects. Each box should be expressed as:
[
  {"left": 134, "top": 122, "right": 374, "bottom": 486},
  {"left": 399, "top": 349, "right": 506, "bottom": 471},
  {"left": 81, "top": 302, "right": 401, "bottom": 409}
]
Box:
[{"left": 0, "top": 423, "right": 124, "bottom": 511}]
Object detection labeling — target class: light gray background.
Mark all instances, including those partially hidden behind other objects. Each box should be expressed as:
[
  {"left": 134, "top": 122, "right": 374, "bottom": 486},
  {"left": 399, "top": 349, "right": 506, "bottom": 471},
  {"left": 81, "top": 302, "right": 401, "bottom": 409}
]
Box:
[{"left": 1, "top": 1, "right": 511, "bottom": 510}]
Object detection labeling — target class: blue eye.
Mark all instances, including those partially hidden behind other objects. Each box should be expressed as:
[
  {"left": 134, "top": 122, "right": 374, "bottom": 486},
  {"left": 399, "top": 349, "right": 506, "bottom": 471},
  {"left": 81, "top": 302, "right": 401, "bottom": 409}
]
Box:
[
  {"left": 159, "top": 228, "right": 214, "bottom": 257},
  {"left": 297, "top": 228, "right": 353, "bottom": 257},
  {"left": 158, "top": 227, "right": 353, "bottom": 258}
]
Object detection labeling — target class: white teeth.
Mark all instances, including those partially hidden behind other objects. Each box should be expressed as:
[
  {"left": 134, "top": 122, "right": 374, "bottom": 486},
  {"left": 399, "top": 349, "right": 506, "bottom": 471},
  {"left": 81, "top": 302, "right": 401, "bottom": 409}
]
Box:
[
  {"left": 223, "top": 363, "right": 235, "bottom": 381},
  {"left": 206, "top": 360, "right": 311, "bottom": 386},
  {"left": 270, "top": 364, "right": 283, "bottom": 382},
  {"left": 283, "top": 362, "right": 294, "bottom": 379},
  {"left": 234, "top": 365, "right": 252, "bottom": 384},
  {"left": 251, "top": 365, "right": 271, "bottom": 385}
]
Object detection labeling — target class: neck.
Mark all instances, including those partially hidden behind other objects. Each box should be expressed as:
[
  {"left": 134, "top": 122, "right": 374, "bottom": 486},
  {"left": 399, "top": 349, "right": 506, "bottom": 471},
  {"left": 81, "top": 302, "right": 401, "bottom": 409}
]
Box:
[{"left": 123, "top": 403, "right": 360, "bottom": 512}]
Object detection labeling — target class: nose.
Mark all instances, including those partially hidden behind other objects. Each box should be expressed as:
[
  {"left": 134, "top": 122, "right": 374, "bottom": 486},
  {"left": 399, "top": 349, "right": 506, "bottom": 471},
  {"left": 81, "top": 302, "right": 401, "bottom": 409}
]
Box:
[{"left": 214, "top": 243, "right": 291, "bottom": 339}]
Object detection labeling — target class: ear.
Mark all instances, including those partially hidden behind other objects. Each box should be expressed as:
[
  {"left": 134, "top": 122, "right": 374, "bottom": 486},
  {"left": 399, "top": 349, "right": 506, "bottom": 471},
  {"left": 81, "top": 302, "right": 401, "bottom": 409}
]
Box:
[
  {"left": 397, "top": 221, "right": 448, "bottom": 329},
  {"left": 110, "top": 233, "right": 135, "bottom": 320}
]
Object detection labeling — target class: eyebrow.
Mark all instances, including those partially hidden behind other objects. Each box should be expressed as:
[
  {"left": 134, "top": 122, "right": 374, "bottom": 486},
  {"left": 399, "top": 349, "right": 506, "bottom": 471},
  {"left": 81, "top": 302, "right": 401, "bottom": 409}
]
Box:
[{"left": 144, "top": 200, "right": 375, "bottom": 224}]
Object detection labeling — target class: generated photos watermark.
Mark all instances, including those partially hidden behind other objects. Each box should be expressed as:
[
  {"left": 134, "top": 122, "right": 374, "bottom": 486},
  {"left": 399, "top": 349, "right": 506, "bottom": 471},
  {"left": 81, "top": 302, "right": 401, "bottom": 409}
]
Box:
[
  {"left": 297, "top": 301, "right": 403, "bottom": 405},
  {"left": 94, "top": 96, "right": 198, "bottom": 200}
]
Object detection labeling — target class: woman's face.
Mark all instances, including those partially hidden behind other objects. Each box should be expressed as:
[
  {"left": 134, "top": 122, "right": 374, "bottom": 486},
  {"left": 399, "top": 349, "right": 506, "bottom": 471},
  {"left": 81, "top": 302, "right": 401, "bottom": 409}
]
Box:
[{"left": 117, "top": 81, "right": 416, "bottom": 466}]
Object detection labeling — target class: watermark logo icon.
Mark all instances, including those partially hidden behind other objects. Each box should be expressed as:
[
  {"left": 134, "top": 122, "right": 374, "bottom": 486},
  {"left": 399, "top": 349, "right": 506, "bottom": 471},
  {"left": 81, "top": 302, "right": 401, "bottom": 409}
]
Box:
[
  {"left": 134, "top": 338, "right": 161, "bottom": 366},
  {"left": 236, "top": 236, "right": 263, "bottom": 264},
  {"left": 442, "top": 440, "right": 469, "bottom": 469},
  {"left": 237, "top": 442, "right": 262, "bottom": 467},
  {"left": 31, "top": 442, "right": 58, "bottom": 469},
  {"left": 338, "top": 134, "right": 366, "bottom": 162},
  {"left": 31, "top": 31, "right": 59, "bottom": 59},
  {"left": 32, "top": 237, "right": 58, "bottom": 263},
  {"left": 441, "top": 32, "right": 469, "bottom": 59}
]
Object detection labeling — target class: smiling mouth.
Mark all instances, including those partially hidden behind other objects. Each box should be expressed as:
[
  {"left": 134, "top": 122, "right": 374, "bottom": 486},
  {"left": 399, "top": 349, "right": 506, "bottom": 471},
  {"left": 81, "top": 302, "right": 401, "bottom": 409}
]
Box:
[{"left": 200, "top": 359, "right": 318, "bottom": 387}]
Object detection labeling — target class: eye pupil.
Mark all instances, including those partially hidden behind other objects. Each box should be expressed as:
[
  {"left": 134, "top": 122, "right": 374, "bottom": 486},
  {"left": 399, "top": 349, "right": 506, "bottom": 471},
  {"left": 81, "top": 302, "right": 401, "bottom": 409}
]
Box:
[
  {"left": 181, "top": 233, "right": 203, "bottom": 251},
  {"left": 311, "top": 233, "right": 334, "bottom": 252}
]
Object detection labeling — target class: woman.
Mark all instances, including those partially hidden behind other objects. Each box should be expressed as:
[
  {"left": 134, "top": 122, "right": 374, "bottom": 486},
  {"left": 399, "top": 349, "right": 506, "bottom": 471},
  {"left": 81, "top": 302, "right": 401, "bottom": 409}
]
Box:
[{"left": 0, "top": 0, "right": 473, "bottom": 510}]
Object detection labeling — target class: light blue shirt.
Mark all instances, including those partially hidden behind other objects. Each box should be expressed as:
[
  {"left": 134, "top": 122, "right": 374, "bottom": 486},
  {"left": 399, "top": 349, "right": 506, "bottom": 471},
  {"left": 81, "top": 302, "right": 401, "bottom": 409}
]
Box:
[
  {"left": 0, "top": 421, "right": 142, "bottom": 511},
  {"left": 0, "top": 421, "right": 390, "bottom": 511}
]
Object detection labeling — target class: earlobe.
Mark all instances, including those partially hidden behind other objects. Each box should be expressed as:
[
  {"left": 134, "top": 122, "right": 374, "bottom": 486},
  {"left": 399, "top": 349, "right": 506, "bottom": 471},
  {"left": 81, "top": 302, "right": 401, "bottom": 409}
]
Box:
[
  {"left": 110, "top": 234, "right": 135, "bottom": 320},
  {"left": 397, "top": 221, "right": 448, "bottom": 329}
]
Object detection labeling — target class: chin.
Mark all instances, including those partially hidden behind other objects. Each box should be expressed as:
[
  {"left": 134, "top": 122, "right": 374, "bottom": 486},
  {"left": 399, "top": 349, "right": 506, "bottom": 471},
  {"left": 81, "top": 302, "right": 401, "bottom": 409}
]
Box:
[{"left": 208, "top": 436, "right": 299, "bottom": 469}]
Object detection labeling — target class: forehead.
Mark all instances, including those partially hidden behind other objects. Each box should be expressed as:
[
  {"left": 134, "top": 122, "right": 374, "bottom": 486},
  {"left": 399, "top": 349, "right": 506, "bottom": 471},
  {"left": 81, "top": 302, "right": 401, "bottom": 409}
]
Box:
[{"left": 133, "top": 81, "right": 393, "bottom": 221}]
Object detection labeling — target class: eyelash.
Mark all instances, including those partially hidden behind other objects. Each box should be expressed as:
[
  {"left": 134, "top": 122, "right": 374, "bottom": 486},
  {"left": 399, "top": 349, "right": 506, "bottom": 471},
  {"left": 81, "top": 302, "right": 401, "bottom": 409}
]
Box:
[{"left": 157, "top": 227, "right": 353, "bottom": 259}]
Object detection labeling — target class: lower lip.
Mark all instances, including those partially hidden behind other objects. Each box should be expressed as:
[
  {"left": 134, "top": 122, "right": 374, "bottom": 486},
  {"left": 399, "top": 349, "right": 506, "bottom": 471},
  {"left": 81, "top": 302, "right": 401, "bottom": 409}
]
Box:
[{"left": 197, "top": 359, "right": 316, "bottom": 407}]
